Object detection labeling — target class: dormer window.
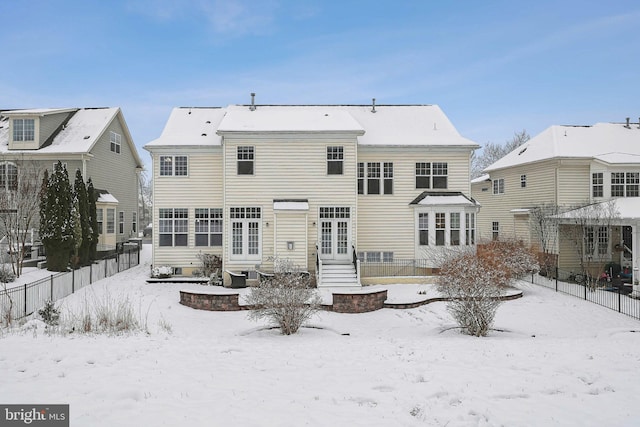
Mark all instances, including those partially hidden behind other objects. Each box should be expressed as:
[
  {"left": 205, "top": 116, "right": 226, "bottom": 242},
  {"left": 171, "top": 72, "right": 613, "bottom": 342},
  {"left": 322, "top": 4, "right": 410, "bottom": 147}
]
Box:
[{"left": 13, "top": 119, "right": 35, "bottom": 142}]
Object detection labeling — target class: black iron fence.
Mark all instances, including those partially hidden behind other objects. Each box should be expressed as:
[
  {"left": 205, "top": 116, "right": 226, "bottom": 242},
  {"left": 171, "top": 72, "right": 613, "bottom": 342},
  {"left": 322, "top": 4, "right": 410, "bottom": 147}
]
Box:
[
  {"left": 0, "top": 246, "right": 140, "bottom": 322},
  {"left": 360, "top": 259, "right": 431, "bottom": 278},
  {"left": 529, "top": 268, "right": 640, "bottom": 320}
]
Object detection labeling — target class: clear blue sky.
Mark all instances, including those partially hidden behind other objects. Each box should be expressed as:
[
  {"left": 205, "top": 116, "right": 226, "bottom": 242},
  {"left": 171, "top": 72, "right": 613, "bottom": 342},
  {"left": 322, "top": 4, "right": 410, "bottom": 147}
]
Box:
[{"left": 2, "top": 0, "right": 639, "bottom": 170}]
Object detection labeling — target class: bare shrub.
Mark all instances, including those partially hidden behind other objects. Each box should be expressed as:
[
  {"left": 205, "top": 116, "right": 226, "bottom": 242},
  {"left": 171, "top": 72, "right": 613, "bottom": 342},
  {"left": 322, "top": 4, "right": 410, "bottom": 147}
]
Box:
[
  {"left": 0, "top": 282, "right": 14, "bottom": 328},
  {"left": 438, "top": 241, "right": 538, "bottom": 337},
  {"left": 62, "top": 291, "right": 147, "bottom": 335},
  {"left": 245, "top": 258, "right": 321, "bottom": 335},
  {"left": 437, "top": 252, "right": 504, "bottom": 337},
  {"left": 196, "top": 252, "right": 222, "bottom": 277},
  {"left": 477, "top": 239, "right": 539, "bottom": 284}
]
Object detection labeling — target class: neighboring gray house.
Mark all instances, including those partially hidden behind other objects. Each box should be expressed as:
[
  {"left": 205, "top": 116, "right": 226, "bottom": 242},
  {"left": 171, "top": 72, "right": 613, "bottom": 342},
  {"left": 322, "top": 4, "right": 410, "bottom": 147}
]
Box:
[{"left": 0, "top": 107, "right": 144, "bottom": 250}]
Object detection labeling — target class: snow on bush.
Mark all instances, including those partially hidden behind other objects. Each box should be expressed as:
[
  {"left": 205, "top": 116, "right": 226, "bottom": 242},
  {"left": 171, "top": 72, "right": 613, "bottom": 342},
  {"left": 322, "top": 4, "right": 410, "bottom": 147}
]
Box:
[
  {"left": 437, "top": 241, "right": 538, "bottom": 337},
  {"left": 151, "top": 266, "right": 173, "bottom": 279},
  {"left": 245, "top": 258, "right": 321, "bottom": 335}
]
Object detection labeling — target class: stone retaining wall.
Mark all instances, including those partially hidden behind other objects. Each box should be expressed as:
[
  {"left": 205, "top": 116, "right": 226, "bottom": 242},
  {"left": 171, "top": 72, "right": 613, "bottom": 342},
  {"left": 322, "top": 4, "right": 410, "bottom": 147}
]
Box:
[
  {"left": 331, "top": 290, "right": 388, "bottom": 313},
  {"left": 179, "top": 290, "right": 247, "bottom": 311},
  {"left": 179, "top": 288, "right": 523, "bottom": 314}
]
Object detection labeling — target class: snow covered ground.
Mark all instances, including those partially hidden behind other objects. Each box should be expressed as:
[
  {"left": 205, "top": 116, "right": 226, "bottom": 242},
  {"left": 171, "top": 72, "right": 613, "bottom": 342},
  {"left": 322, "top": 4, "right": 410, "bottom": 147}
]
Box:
[{"left": 1, "top": 244, "right": 640, "bottom": 426}]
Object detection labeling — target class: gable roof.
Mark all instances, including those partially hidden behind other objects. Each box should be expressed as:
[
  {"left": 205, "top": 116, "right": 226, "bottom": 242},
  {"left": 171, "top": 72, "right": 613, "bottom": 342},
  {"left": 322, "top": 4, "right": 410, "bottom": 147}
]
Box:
[
  {"left": 0, "top": 107, "right": 143, "bottom": 168},
  {"left": 145, "top": 104, "right": 479, "bottom": 148},
  {"left": 485, "top": 122, "right": 640, "bottom": 172}
]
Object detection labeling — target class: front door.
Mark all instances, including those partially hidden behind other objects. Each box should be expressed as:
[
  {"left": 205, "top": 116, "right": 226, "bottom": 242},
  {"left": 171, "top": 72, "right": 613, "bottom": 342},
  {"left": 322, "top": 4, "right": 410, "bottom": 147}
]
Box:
[{"left": 319, "top": 207, "right": 351, "bottom": 262}]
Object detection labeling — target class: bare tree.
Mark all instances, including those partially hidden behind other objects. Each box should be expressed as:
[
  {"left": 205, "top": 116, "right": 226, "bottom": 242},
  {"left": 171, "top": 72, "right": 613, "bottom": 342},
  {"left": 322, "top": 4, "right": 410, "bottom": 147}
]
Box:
[
  {"left": 139, "top": 171, "right": 152, "bottom": 228},
  {"left": 559, "top": 200, "right": 619, "bottom": 290},
  {"left": 245, "top": 258, "right": 321, "bottom": 335},
  {"left": 530, "top": 203, "right": 561, "bottom": 277},
  {"left": 471, "top": 130, "right": 530, "bottom": 178},
  {"left": 0, "top": 158, "right": 43, "bottom": 277}
]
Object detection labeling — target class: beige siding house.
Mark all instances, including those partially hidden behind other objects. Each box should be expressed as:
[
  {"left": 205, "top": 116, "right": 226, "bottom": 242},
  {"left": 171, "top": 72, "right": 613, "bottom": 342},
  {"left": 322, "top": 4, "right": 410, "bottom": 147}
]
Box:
[
  {"left": 0, "top": 107, "right": 144, "bottom": 250},
  {"left": 471, "top": 120, "right": 640, "bottom": 284},
  {"left": 145, "top": 102, "right": 480, "bottom": 287}
]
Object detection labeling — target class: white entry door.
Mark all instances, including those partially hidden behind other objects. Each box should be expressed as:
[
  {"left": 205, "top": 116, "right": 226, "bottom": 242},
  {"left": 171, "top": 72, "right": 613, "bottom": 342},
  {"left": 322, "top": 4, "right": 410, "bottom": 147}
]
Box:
[{"left": 319, "top": 207, "right": 351, "bottom": 261}]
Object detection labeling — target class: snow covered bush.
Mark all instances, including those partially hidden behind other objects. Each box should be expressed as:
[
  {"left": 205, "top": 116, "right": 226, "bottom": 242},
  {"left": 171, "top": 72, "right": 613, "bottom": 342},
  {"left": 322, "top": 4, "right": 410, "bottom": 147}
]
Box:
[
  {"left": 437, "top": 242, "right": 537, "bottom": 337},
  {"left": 38, "top": 299, "right": 60, "bottom": 326},
  {"left": 0, "top": 265, "right": 16, "bottom": 283},
  {"left": 437, "top": 251, "right": 504, "bottom": 337},
  {"left": 245, "top": 258, "right": 321, "bottom": 335},
  {"left": 151, "top": 265, "right": 173, "bottom": 279}
]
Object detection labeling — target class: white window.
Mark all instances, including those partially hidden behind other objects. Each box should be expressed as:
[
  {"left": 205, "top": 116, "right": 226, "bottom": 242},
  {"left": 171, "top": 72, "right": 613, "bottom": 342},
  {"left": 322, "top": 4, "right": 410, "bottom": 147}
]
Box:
[
  {"left": 118, "top": 211, "right": 125, "bottom": 234},
  {"left": 609, "top": 172, "right": 638, "bottom": 197},
  {"left": 96, "top": 209, "right": 103, "bottom": 234},
  {"left": 465, "top": 213, "right": 475, "bottom": 245},
  {"left": 230, "top": 207, "right": 261, "bottom": 259},
  {"left": 159, "top": 208, "right": 188, "bottom": 247},
  {"left": 110, "top": 131, "right": 121, "bottom": 154},
  {"left": 13, "top": 118, "right": 35, "bottom": 141},
  {"left": 592, "top": 172, "right": 603, "bottom": 198},
  {"left": 195, "top": 208, "right": 223, "bottom": 246},
  {"left": 418, "top": 213, "right": 429, "bottom": 246},
  {"left": 106, "top": 208, "right": 115, "bottom": 234},
  {"left": 435, "top": 213, "right": 446, "bottom": 246},
  {"left": 416, "top": 162, "right": 448, "bottom": 189},
  {"left": 159, "top": 156, "right": 188, "bottom": 176},
  {"left": 520, "top": 174, "right": 527, "bottom": 188},
  {"left": 0, "top": 162, "right": 18, "bottom": 191},
  {"left": 492, "top": 221, "right": 499, "bottom": 240},
  {"left": 361, "top": 162, "right": 393, "bottom": 195},
  {"left": 237, "top": 146, "right": 254, "bottom": 175},
  {"left": 366, "top": 252, "right": 381, "bottom": 263},
  {"left": 626, "top": 172, "right": 639, "bottom": 197},
  {"left": 132, "top": 212, "right": 137, "bottom": 233},
  {"left": 597, "top": 226, "right": 609, "bottom": 256},
  {"left": 327, "top": 146, "right": 343, "bottom": 175},
  {"left": 493, "top": 178, "right": 505, "bottom": 194},
  {"left": 450, "top": 212, "right": 460, "bottom": 246},
  {"left": 360, "top": 251, "right": 394, "bottom": 262}
]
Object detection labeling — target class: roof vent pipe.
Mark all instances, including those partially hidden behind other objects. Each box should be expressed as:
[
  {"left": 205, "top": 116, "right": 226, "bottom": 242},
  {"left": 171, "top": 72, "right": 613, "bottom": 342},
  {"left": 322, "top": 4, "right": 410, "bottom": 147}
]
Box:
[
  {"left": 638, "top": 117, "right": 640, "bottom": 129},
  {"left": 250, "top": 93, "right": 256, "bottom": 111},
  {"left": 625, "top": 117, "right": 630, "bottom": 128},
  {"left": 371, "top": 98, "right": 376, "bottom": 113}
]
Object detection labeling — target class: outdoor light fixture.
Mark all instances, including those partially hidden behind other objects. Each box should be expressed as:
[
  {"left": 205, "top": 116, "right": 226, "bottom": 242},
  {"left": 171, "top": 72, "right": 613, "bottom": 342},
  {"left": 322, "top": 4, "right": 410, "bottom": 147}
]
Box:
[{"left": 287, "top": 241, "right": 294, "bottom": 250}]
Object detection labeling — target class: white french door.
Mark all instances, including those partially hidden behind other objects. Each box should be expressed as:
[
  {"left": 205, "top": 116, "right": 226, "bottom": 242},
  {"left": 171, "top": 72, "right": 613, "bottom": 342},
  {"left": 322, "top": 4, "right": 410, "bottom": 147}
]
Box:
[{"left": 319, "top": 207, "right": 351, "bottom": 261}]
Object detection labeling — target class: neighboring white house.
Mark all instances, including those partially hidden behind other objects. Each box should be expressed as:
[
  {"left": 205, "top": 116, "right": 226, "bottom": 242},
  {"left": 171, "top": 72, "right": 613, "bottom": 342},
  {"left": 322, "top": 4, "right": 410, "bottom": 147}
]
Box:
[
  {"left": 471, "top": 119, "right": 640, "bottom": 281},
  {"left": 145, "top": 101, "right": 480, "bottom": 287},
  {"left": 0, "top": 107, "right": 145, "bottom": 250}
]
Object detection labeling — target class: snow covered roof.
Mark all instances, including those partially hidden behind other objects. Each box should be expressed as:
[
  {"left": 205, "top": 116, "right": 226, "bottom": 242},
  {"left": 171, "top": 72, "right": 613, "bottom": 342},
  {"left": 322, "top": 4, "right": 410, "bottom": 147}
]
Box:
[
  {"left": 146, "top": 107, "right": 226, "bottom": 147},
  {"left": 556, "top": 198, "right": 640, "bottom": 222},
  {"left": 0, "top": 108, "right": 142, "bottom": 167},
  {"left": 97, "top": 193, "right": 118, "bottom": 204},
  {"left": 485, "top": 122, "right": 640, "bottom": 172},
  {"left": 273, "top": 199, "right": 309, "bottom": 211},
  {"left": 218, "top": 105, "right": 364, "bottom": 134},
  {"left": 146, "top": 104, "right": 479, "bottom": 148},
  {"left": 410, "top": 191, "right": 479, "bottom": 207},
  {"left": 2, "top": 108, "right": 77, "bottom": 116},
  {"left": 470, "top": 174, "right": 490, "bottom": 184}
]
